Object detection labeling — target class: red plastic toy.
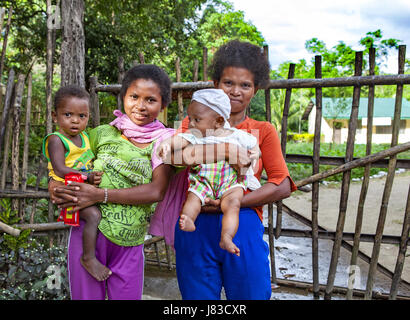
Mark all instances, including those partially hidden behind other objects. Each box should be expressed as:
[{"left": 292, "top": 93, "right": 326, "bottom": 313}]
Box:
[{"left": 57, "top": 172, "right": 84, "bottom": 227}]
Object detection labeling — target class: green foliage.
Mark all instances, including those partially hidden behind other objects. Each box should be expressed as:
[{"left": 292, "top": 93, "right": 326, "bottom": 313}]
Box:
[
  {"left": 0, "top": 243, "right": 69, "bottom": 300},
  {"left": 287, "top": 132, "right": 314, "bottom": 143}
]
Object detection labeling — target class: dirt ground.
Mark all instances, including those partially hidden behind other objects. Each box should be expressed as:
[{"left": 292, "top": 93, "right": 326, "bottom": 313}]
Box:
[{"left": 283, "top": 170, "right": 410, "bottom": 283}]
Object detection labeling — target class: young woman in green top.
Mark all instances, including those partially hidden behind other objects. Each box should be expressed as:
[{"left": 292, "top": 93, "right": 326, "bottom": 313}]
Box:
[{"left": 49, "top": 65, "right": 175, "bottom": 300}]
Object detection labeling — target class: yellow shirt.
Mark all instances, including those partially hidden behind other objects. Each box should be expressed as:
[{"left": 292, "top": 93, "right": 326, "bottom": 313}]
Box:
[{"left": 42, "top": 131, "right": 95, "bottom": 182}]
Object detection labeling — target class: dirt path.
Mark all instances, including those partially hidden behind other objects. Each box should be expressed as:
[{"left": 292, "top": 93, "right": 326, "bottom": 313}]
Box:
[{"left": 283, "top": 170, "right": 410, "bottom": 283}]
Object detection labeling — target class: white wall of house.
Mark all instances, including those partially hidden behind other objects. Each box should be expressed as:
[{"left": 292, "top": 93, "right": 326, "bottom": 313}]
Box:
[{"left": 308, "top": 106, "right": 410, "bottom": 144}]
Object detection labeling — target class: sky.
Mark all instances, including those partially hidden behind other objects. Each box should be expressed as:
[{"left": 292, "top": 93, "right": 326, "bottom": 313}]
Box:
[{"left": 229, "top": 0, "right": 410, "bottom": 74}]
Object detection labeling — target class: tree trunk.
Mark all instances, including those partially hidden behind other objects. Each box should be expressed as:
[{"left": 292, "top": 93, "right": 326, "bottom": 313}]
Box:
[{"left": 60, "top": 0, "right": 85, "bottom": 88}]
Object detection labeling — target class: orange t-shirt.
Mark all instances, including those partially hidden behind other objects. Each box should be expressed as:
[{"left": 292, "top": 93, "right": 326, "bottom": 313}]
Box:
[{"left": 180, "top": 116, "right": 297, "bottom": 221}]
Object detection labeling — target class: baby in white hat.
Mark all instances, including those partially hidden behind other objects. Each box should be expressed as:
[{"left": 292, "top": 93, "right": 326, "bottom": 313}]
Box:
[{"left": 158, "top": 88, "right": 260, "bottom": 256}]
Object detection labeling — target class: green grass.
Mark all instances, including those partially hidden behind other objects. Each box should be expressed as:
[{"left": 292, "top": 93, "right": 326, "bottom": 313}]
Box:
[{"left": 286, "top": 142, "right": 410, "bottom": 183}]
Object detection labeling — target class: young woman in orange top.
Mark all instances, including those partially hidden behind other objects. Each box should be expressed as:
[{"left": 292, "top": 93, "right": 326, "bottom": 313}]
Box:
[{"left": 174, "top": 40, "right": 297, "bottom": 300}]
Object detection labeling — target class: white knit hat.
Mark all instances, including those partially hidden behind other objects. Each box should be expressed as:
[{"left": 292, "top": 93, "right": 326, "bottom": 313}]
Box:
[{"left": 192, "top": 89, "right": 231, "bottom": 121}]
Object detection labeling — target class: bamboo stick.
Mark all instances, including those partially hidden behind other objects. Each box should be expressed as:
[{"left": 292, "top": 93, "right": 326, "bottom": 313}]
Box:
[
  {"left": 0, "top": 220, "right": 20, "bottom": 236},
  {"left": 89, "top": 76, "right": 100, "bottom": 128},
  {"left": 21, "top": 73, "right": 32, "bottom": 192},
  {"left": 0, "top": 8, "right": 5, "bottom": 37},
  {"left": 267, "top": 74, "right": 410, "bottom": 89},
  {"left": 0, "top": 190, "right": 50, "bottom": 198},
  {"left": 263, "top": 45, "right": 277, "bottom": 286},
  {"left": 268, "top": 203, "right": 277, "bottom": 285},
  {"left": 312, "top": 55, "right": 322, "bottom": 298},
  {"left": 20, "top": 73, "right": 32, "bottom": 219},
  {"left": 0, "top": 68, "right": 14, "bottom": 151},
  {"left": 275, "top": 63, "right": 295, "bottom": 240},
  {"left": 46, "top": 0, "right": 54, "bottom": 135},
  {"left": 138, "top": 52, "right": 145, "bottom": 64},
  {"left": 93, "top": 73, "right": 410, "bottom": 96},
  {"left": 202, "top": 47, "right": 208, "bottom": 81},
  {"left": 193, "top": 59, "right": 199, "bottom": 82},
  {"left": 347, "top": 47, "right": 376, "bottom": 300},
  {"left": 0, "top": 5, "right": 12, "bottom": 80},
  {"left": 275, "top": 278, "right": 410, "bottom": 301},
  {"left": 325, "top": 51, "right": 363, "bottom": 300},
  {"left": 117, "top": 56, "right": 124, "bottom": 110},
  {"left": 389, "top": 185, "right": 410, "bottom": 299},
  {"left": 11, "top": 74, "right": 25, "bottom": 218},
  {"left": 175, "top": 57, "right": 184, "bottom": 121},
  {"left": 0, "top": 80, "right": 14, "bottom": 190},
  {"left": 365, "top": 45, "right": 406, "bottom": 300},
  {"left": 295, "top": 141, "right": 410, "bottom": 188}
]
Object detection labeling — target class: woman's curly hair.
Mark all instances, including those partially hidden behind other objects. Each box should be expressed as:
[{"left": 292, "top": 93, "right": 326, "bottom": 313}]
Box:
[
  {"left": 210, "top": 40, "right": 270, "bottom": 89},
  {"left": 120, "top": 64, "right": 172, "bottom": 108}
]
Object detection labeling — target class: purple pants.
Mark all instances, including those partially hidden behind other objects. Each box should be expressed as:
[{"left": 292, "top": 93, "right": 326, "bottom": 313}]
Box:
[{"left": 67, "top": 220, "right": 144, "bottom": 300}]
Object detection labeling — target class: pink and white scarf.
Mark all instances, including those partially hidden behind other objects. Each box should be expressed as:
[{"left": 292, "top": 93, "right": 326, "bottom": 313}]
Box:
[
  {"left": 110, "top": 109, "right": 175, "bottom": 170},
  {"left": 110, "top": 109, "right": 187, "bottom": 247}
]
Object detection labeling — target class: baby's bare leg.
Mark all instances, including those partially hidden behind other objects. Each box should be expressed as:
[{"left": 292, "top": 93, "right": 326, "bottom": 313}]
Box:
[
  {"left": 219, "top": 187, "right": 243, "bottom": 256},
  {"left": 80, "top": 206, "right": 112, "bottom": 281},
  {"left": 179, "top": 192, "right": 202, "bottom": 232}
]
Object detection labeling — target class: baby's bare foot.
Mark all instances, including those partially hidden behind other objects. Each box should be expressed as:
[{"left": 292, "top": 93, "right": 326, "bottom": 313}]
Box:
[
  {"left": 219, "top": 234, "right": 240, "bottom": 256},
  {"left": 179, "top": 215, "right": 196, "bottom": 232},
  {"left": 81, "top": 256, "right": 112, "bottom": 281}
]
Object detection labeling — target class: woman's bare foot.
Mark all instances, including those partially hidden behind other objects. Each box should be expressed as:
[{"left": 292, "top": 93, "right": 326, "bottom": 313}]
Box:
[
  {"left": 179, "top": 214, "right": 196, "bottom": 231},
  {"left": 80, "top": 256, "right": 112, "bottom": 281},
  {"left": 219, "top": 234, "right": 240, "bottom": 256}
]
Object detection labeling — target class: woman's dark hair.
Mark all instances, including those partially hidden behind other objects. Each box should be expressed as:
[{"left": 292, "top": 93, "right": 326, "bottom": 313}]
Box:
[
  {"left": 210, "top": 40, "right": 270, "bottom": 89},
  {"left": 54, "top": 85, "right": 90, "bottom": 110},
  {"left": 120, "top": 64, "right": 172, "bottom": 108}
]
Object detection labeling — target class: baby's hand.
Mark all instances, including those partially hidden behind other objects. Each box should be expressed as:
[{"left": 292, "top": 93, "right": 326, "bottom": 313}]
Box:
[
  {"left": 157, "top": 142, "right": 171, "bottom": 160},
  {"left": 88, "top": 171, "right": 103, "bottom": 186}
]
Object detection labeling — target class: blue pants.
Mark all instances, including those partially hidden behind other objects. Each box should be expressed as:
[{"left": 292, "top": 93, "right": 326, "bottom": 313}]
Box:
[{"left": 174, "top": 207, "right": 271, "bottom": 300}]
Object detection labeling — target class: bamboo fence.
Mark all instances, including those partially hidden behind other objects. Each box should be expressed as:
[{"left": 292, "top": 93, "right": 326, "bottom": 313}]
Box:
[{"left": 0, "top": 42, "right": 409, "bottom": 299}]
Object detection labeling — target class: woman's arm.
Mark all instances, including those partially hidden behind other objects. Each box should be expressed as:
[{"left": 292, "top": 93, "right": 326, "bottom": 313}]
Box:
[
  {"left": 202, "top": 177, "right": 292, "bottom": 212},
  {"left": 241, "top": 177, "right": 291, "bottom": 207},
  {"left": 52, "top": 164, "right": 175, "bottom": 212},
  {"left": 170, "top": 142, "right": 252, "bottom": 173}
]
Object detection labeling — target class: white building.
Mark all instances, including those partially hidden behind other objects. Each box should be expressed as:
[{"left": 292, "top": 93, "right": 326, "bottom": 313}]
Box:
[{"left": 306, "top": 98, "right": 410, "bottom": 144}]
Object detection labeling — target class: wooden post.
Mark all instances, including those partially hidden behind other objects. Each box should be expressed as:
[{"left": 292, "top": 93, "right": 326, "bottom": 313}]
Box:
[
  {"left": 117, "top": 56, "right": 124, "bottom": 110},
  {"left": 21, "top": 73, "right": 32, "bottom": 192},
  {"left": 312, "top": 55, "right": 322, "bottom": 298},
  {"left": 275, "top": 63, "right": 295, "bottom": 239},
  {"left": 138, "top": 52, "right": 145, "bottom": 64},
  {"left": 11, "top": 74, "right": 25, "bottom": 217},
  {"left": 89, "top": 76, "right": 100, "bottom": 128},
  {"left": 346, "top": 47, "right": 376, "bottom": 300},
  {"left": 0, "top": 5, "right": 12, "bottom": 81},
  {"left": 0, "top": 8, "right": 5, "bottom": 35},
  {"left": 61, "top": 0, "right": 85, "bottom": 87},
  {"left": 20, "top": 73, "right": 32, "bottom": 221},
  {"left": 175, "top": 57, "right": 184, "bottom": 121},
  {"left": 0, "top": 220, "right": 20, "bottom": 237},
  {"left": 263, "top": 45, "right": 277, "bottom": 286},
  {"left": 325, "top": 51, "right": 363, "bottom": 300},
  {"left": 0, "top": 70, "right": 14, "bottom": 189},
  {"left": 46, "top": 0, "right": 55, "bottom": 135},
  {"left": 0, "top": 68, "right": 14, "bottom": 151},
  {"left": 364, "top": 45, "right": 406, "bottom": 300},
  {"left": 202, "top": 47, "right": 208, "bottom": 81},
  {"left": 389, "top": 185, "right": 410, "bottom": 299},
  {"left": 193, "top": 59, "right": 199, "bottom": 82}
]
